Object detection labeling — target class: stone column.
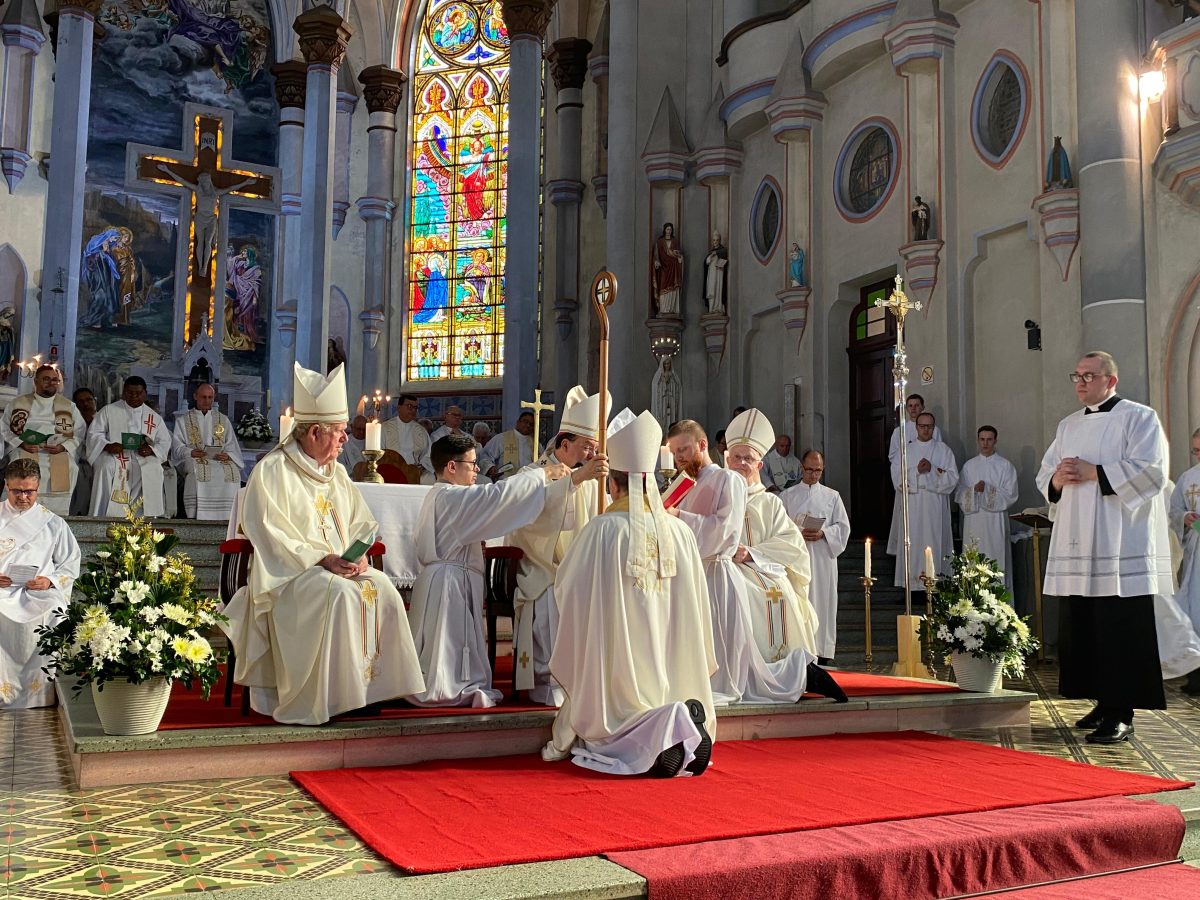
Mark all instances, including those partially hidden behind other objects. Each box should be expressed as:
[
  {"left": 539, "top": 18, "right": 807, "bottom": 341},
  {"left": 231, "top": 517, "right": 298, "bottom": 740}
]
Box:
[
  {"left": 1, "top": 0, "right": 46, "bottom": 192},
  {"left": 547, "top": 37, "right": 590, "bottom": 404},
  {"left": 332, "top": 67, "right": 357, "bottom": 239},
  {"left": 267, "top": 60, "right": 306, "bottom": 416},
  {"left": 499, "top": 1, "right": 551, "bottom": 419},
  {"left": 37, "top": 0, "right": 102, "bottom": 384},
  {"left": 356, "top": 65, "right": 405, "bottom": 397},
  {"left": 1074, "top": 1, "right": 1149, "bottom": 401},
  {"left": 293, "top": 5, "right": 353, "bottom": 372},
  {"left": 722, "top": 1, "right": 757, "bottom": 37},
  {"left": 587, "top": 27, "right": 609, "bottom": 217}
]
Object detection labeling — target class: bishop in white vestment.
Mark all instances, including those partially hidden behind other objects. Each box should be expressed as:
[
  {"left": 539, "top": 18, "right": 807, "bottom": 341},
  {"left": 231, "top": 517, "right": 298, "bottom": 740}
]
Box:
[
  {"left": 1169, "top": 437, "right": 1200, "bottom": 692},
  {"left": 86, "top": 377, "right": 173, "bottom": 518},
  {"left": 891, "top": 413, "right": 957, "bottom": 589},
  {"left": 0, "top": 459, "right": 81, "bottom": 708},
  {"left": 481, "top": 411, "right": 541, "bottom": 480},
  {"left": 0, "top": 366, "right": 86, "bottom": 516},
  {"left": 956, "top": 427, "right": 1019, "bottom": 589},
  {"left": 545, "top": 411, "right": 716, "bottom": 777},
  {"left": 887, "top": 394, "right": 942, "bottom": 556},
  {"left": 221, "top": 364, "right": 425, "bottom": 726},
  {"left": 171, "top": 384, "right": 243, "bottom": 520},
  {"left": 382, "top": 394, "right": 434, "bottom": 481},
  {"left": 407, "top": 432, "right": 571, "bottom": 708},
  {"left": 782, "top": 451, "right": 851, "bottom": 663}
]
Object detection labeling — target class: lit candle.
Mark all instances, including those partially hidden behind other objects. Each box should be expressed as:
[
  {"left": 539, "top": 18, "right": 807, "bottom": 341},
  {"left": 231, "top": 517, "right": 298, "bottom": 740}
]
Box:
[
  {"left": 365, "top": 420, "right": 381, "bottom": 452},
  {"left": 356, "top": 395, "right": 367, "bottom": 417},
  {"left": 659, "top": 446, "right": 672, "bottom": 471},
  {"left": 279, "top": 407, "right": 294, "bottom": 442},
  {"left": 924, "top": 545, "right": 935, "bottom": 578},
  {"left": 864, "top": 537, "right": 872, "bottom": 580}
]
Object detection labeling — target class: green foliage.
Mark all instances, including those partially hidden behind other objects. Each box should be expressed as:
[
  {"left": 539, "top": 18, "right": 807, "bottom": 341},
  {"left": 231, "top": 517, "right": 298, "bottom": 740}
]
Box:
[{"left": 235, "top": 408, "right": 274, "bottom": 442}]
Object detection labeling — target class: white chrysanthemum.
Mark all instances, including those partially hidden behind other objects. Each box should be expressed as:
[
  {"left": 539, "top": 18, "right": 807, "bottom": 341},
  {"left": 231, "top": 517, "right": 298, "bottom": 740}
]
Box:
[
  {"left": 198, "top": 610, "right": 215, "bottom": 626},
  {"left": 146, "top": 636, "right": 163, "bottom": 655},
  {"left": 963, "top": 635, "right": 982, "bottom": 652},
  {"left": 152, "top": 530, "right": 166, "bottom": 542},
  {"left": 161, "top": 603, "right": 191, "bottom": 625},
  {"left": 147, "top": 556, "right": 166, "bottom": 574},
  {"left": 126, "top": 535, "right": 139, "bottom": 547},
  {"left": 125, "top": 582, "right": 151, "bottom": 604},
  {"left": 140, "top": 606, "right": 164, "bottom": 624},
  {"left": 953, "top": 625, "right": 970, "bottom": 642},
  {"left": 96, "top": 551, "right": 111, "bottom": 560},
  {"left": 937, "top": 625, "right": 952, "bottom": 642}
]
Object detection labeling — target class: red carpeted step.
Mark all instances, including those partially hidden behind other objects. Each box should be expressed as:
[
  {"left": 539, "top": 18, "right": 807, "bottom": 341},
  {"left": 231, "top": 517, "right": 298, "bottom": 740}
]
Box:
[
  {"left": 994, "top": 862, "right": 1200, "bottom": 899},
  {"left": 606, "top": 797, "right": 1185, "bottom": 900}
]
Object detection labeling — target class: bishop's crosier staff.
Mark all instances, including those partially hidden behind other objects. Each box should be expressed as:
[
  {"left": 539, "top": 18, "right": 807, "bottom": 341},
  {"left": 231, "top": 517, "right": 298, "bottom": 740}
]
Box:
[{"left": 591, "top": 270, "right": 617, "bottom": 516}]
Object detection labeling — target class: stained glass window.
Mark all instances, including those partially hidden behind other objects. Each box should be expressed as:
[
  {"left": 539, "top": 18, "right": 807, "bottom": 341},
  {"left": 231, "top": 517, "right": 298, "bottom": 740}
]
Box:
[
  {"left": 846, "top": 128, "right": 893, "bottom": 215},
  {"left": 407, "top": 0, "right": 510, "bottom": 382}
]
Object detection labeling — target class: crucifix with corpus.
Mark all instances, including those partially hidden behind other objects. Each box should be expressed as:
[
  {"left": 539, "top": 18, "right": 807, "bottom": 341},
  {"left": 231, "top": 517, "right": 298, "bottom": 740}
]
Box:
[{"left": 125, "top": 103, "right": 280, "bottom": 357}]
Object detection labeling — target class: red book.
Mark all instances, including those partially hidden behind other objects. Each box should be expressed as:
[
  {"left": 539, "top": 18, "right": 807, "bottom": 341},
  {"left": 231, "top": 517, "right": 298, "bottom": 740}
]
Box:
[{"left": 661, "top": 472, "right": 696, "bottom": 510}]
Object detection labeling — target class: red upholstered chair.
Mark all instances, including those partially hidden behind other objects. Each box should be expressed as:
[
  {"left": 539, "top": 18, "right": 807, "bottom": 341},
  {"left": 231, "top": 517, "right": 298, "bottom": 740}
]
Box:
[{"left": 483, "top": 546, "right": 524, "bottom": 672}]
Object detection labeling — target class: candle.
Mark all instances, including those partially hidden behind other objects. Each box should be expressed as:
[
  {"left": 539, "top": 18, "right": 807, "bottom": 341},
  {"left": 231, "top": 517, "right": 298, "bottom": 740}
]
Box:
[
  {"left": 365, "top": 420, "right": 382, "bottom": 452},
  {"left": 279, "top": 407, "right": 294, "bottom": 442},
  {"left": 356, "top": 395, "right": 367, "bottom": 417},
  {"left": 659, "top": 446, "right": 672, "bottom": 471},
  {"left": 264, "top": 389, "right": 271, "bottom": 412},
  {"left": 924, "top": 545, "right": 935, "bottom": 578},
  {"left": 864, "top": 537, "right": 872, "bottom": 580}
]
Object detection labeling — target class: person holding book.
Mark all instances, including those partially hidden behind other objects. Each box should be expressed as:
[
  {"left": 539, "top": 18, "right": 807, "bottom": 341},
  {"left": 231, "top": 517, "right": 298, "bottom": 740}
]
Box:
[
  {"left": 221, "top": 363, "right": 425, "bottom": 725},
  {"left": 85, "top": 376, "right": 173, "bottom": 518},
  {"left": 1168, "top": 428, "right": 1200, "bottom": 694},
  {"left": 170, "top": 383, "right": 243, "bottom": 520},
  {"left": 0, "top": 365, "right": 85, "bottom": 516}
]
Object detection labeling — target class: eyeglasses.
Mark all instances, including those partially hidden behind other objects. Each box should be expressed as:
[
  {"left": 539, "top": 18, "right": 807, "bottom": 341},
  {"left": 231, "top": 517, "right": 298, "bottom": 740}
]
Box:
[
  {"left": 7, "top": 489, "right": 36, "bottom": 497},
  {"left": 802, "top": 467, "right": 823, "bottom": 475},
  {"left": 451, "top": 458, "right": 480, "bottom": 470},
  {"left": 1068, "top": 372, "right": 1105, "bottom": 384}
]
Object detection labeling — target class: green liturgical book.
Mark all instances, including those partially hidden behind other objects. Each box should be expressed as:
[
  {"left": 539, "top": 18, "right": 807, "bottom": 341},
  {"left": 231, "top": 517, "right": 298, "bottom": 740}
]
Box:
[
  {"left": 19, "top": 429, "right": 48, "bottom": 445},
  {"left": 1192, "top": 519, "right": 1200, "bottom": 535},
  {"left": 121, "top": 432, "right": 144, "bottom": 451},
  {"left": 341, "top": 539, "right": 372, "bottom": 563}
]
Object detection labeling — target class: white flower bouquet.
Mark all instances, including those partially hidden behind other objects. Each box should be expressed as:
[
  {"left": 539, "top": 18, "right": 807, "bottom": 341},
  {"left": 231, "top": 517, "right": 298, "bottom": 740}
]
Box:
[
  {"left": 929, "top": 546, "right": 1039, "bottom": 678},
  {"left": 37, "top": 507, "right": 227, "bottom": 697},
  {"left": 234, "top": 408, "right": 274, "bottom": 443}
]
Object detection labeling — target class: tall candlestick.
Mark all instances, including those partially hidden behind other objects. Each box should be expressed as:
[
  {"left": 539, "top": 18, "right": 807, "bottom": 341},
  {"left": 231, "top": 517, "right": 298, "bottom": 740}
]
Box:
[
  {"left": 924, "top": 545, "right": 935, "bottom": 579},
  {"left": 280, "top": 407, "right": 294, "bottom": 443},
  {"left": 864, "top": 537, "right": 872, "bottom": 580},
  {"left": 365, "top": 420, "right": 382, "bottom": 452}
]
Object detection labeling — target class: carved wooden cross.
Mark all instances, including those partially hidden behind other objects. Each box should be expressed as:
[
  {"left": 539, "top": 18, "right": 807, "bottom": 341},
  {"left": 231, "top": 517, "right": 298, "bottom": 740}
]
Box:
[{"left": 520, "top": 387, "right": 555, "bottom": 458}]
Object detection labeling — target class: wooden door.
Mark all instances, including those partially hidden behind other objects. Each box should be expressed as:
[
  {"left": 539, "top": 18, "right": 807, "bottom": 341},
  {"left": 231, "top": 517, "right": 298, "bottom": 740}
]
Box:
[{"left": 847, "top": 281, "right": 897, "bottom": 538}]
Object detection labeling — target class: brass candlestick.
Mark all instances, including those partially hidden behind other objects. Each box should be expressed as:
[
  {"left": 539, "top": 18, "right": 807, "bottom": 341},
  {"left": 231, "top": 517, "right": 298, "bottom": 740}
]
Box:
[
  {"left": 860, "top": 575, "right": 876, "bottom": 671},
  {"left": 920, "top": 573, "right": 940, "bottom": 680},
  {"left": 361, "top": 449, "right": 384, "bottom": 484}
]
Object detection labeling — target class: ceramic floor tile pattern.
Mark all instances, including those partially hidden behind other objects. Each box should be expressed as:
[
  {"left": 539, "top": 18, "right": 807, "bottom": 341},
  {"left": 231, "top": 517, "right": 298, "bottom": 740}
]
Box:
[{"left": 0, "top": 665, "right": 1197, "bottom": 898}]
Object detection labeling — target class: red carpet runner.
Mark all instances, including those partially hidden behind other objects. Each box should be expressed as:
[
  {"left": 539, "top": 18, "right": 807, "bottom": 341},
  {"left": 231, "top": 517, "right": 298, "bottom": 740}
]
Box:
[
  {"left": 290, "top": 731, "right": 1189, "bottom": 874},
  {"left": 997, "top": 863, "right": 1200, "bottom": 898}
]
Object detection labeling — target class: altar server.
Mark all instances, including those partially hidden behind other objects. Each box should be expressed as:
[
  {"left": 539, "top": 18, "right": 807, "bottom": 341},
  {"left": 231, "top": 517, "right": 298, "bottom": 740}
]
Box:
[
  {"left": 382, "top": 393, "right": 434, "bottom": 481},
  {"left": 891, "top": 412, "right": 957, "bottom": 589},
  {"left": 171, "top": 383, "right": 243, "bottom": 520},
  {"left": 1169, "top": 430, "right": 1200, "bottom": 693},
  {"left": 887, "top": 394, "right": 942, "bottom": 557},
  {"left": 0, "top": 365, "right": 85, "bottom": 515},
  {"left": 86, "top": 377, "right": 173, "bottom": 518},
  {"left": 956, "top": 426, "right": 1019, "bottom": 589}
]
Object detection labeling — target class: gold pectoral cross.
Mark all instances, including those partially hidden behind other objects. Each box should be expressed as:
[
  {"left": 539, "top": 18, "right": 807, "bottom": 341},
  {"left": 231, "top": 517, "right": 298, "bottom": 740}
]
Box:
[{"left": 314, "top": 495, "right": 334, "bottom": 543}]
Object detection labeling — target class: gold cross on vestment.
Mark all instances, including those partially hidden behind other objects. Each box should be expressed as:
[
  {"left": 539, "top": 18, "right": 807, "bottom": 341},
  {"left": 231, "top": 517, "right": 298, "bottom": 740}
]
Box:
[
  {"left": 765, "top": 586, "right": 785, "bottom": 604},
  {"left": 360, "top": 580, "right": 378, "bottom": 609},
  {"left": 315, "top": 495, "right": 334, "bottom": 541},
  {"left": 518, "top": 652, "right": 530, "bottom": 669},
  {"left": 1187, "top": 483, "right": 1200, "bottom": 509},
  {"left": 520, "top": 388, "right": 556, "bottom": 458}
]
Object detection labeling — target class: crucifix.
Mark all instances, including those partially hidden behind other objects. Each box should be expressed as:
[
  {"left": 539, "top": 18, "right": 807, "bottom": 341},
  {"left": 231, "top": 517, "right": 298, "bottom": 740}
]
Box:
[
  {"left": 521, "top": 387, "right": 556, "bottom": 461},
  {"left": 126, "top": 103, "right": 279, "bottom": 354}
]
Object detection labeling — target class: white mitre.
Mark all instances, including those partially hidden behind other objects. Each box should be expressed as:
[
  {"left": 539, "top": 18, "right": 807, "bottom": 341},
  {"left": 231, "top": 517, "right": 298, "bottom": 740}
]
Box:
[
  {"left": 557, "top": 385, "right": 611, "bottom": 441},
  {"left": 607, "top": 409, "right": 675, "bottom": 579},
  {"left": 726, "top": 407, "right": 775, "bottom": 457},
  {"left": 293, "top": 362, "right": 348, "bottom": 424}
]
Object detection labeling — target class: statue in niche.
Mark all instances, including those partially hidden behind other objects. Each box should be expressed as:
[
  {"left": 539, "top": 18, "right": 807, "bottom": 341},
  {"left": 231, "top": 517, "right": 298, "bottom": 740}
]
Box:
[
  {"left": 651, "top": 355, "right": 682, "bottom": 430},
  {"left": 703, "top": 231, "right": 728, "bottom": 315},
  {"left": 1044, "top": 136, "right": 1074, "bottom": 190},
  {"left": 911, "top": 196, "right": 931, "bottom": 242},
  {"left": 327, "top": 336, "right": 346, "bottom": 373},
  {"left": 0, "top": 307, "right": 14, "bottom": 382},
  {"left": 788, "top": 243, "right": 806, "bottom": 288},
  {"left": 651, "top": 222, "right": 684, "bottom": 317}
]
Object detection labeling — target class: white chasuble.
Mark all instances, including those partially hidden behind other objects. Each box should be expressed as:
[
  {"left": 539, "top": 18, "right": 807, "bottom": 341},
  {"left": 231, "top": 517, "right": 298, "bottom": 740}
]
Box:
[
  {"left": 407, "top": 468, "right": 550, "bottom": 708},
  {"left": 382, "top": 418, "right": 434, "bottom": 479},
  {"left": 171, "top": 409, "right": 243, "bottom": 520},
  {"left": 737, "top": 484, "right": 819, "bottom": 661},
  {"left": 1037, "top": 400, "right": 1173, "bottom": 598},
  {"left": 0, "top": 503, "right": 80, "bottom": 708},
  {"left": 1170, "top": 465, "right": 1200, "bottom": 635},
  {"left": 85, "top": 401, "right": 173, "bottom": 517},
  {"left": 0, "top": 393, "right": 85, "bottom": 515},
  {"left": 220, "top": 443, "right": 424, "bottom": 725},
  {"left": 781, "top": 481, "right": 851, "bottom": 660},
  {"left": 956, "top": 453, "right": 1019, "bottom": 589},
  {"left": 891, "top": 439, "right": 957, "bottom": 589},
  {"left": 676, "top": 465, "right": 813, "bottom": 705},
  {"left": 546, "top": 497, "right": 717, "bottom": 775}
]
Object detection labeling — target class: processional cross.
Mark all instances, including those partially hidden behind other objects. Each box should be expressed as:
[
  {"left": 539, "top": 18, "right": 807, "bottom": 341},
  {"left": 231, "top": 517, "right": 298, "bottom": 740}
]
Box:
[{"left": 521, "top": 387, "right": 556, "bottom": 460}]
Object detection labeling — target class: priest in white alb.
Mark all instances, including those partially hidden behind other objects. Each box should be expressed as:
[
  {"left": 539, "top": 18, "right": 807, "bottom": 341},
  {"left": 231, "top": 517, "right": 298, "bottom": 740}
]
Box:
[
  {"left": 782, "top": 450, "right": 851, "bottom": 665},
  {"left": 0, "top": 459, "right": 81, "bottom": 708},
  {"left": 86, "top": 376, "right": 173, "bottom": 518},
  {"left": 341, "top": 415, "right": 367, "bottom": 477},
  {"left": 723, "top": 409, "right": 819, "bottom": 662},
  {"left": 891, "top": 412, "right": 957, "bottom": 588},
  {"left": 1169, "top": 427, "right": 1200, "bottom": 693},
  {"left": 381, "top": 393, "right": 434, "bottom": 482},
  {"left": 544, "top": 410, "right": 716, "bottom": 777},
  {"left": 956, "top": 425, "right": 1018, "bottom": 589},
  {"left": 506, "top": 387, "right": 609, "bottom": 705},
  {"left": 171, "top": 383, "right": 243, "bottom": 520},
  {"left": 481, "top": 411, "right": 541, "bottom": 480},
  {"left": 407, "top": 432, "right": 571, "bottom": 708},
  {"left": 887, "top": 393, "right": 942, "bottom": 558},
  {"left": 221, "top": 363, "right": 425, "bottom": 725},
  {"left": 1, "top": 365, "right": 86, "bottom": 516}
]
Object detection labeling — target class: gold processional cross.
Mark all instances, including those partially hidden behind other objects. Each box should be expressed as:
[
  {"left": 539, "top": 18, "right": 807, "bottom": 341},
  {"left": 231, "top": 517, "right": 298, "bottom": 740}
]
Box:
[{"left": 520, "top": 388, "right": 556, "bottom": 461}]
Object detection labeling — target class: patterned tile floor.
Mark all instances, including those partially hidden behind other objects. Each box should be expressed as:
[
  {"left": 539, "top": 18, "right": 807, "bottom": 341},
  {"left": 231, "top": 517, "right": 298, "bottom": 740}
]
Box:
[{"left": 0, "top": 665, "right": 1197, "bottom": 898}]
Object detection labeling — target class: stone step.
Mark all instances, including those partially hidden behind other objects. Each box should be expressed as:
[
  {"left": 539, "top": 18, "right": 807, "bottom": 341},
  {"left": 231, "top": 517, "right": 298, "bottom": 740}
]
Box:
[{"left": 67, "top": 517, "right": 227, "bottom": 597}]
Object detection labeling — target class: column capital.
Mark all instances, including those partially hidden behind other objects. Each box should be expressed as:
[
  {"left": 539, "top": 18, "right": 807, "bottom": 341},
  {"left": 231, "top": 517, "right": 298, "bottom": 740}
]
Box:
[
  {"left": 548, "top": 37, "right": 592, "bottom": 91},
  {"left": 358, "top": 65, "right": 407, "bottom": 115},
  {"left": 294, "top": 5, "right": 353, "bottom": 71},
  {"left": 499, "top": 0, "right": 555, "bottom": 41},
  {"left": 765, "top": 93, "right": 827, "bottom": 142},
  {"left": 271, "top": 60, "right": 308, "bottom": 109}
]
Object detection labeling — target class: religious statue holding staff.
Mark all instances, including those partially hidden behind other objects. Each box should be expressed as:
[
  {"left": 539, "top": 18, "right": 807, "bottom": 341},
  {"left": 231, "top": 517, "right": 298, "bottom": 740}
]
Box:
[
  {"left": 651, "top": 223, "right": 684, "bottom": 317},
  {"left": 704, "top": 231, "right": 728, "bottom": 315}
]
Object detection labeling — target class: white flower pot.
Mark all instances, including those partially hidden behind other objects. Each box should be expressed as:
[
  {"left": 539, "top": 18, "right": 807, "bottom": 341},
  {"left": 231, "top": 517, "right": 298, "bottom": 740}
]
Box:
[
  {"left": 91, "top": 678, "right": 172, "bottom": 735},
  {"left": 951, "top": 652, "right": 1004, "bottom": 693}
]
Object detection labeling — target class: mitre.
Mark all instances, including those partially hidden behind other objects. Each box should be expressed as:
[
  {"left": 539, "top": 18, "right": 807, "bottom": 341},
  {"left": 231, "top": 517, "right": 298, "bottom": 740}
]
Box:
[
  {"left": 293, "top": 362, "right": 348, "bottom": 423},
  {"left": 607, "top": 409, "right": 663, "bottom": 474},
  {"left": 725, "top": 408, "right": 775, "bottom": 456},
  {"left": 557, "top": 385, "right": 611, "bottom": 442}
]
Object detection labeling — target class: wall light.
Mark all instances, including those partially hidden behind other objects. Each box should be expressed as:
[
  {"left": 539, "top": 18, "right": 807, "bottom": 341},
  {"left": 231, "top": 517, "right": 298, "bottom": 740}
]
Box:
[{"left": 1140, "top": 68, "right": 1166, "bottom": 102}]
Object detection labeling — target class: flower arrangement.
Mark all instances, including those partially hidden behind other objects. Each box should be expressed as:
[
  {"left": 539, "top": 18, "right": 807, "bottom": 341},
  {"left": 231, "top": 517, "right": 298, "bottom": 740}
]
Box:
[
  {"left": 929, "top": 546, "right": 1039, "bottom": 678},
  {"left": 234, "top": 408, "right": 274, "bottom": 443},
  {"left": 37, "top": 508, "right": 227, "bottom": 697}
]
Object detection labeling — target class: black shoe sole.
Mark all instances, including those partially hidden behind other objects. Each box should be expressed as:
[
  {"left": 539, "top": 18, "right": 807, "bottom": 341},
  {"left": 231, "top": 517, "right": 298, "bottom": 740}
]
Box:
[
  {"left": 804, "top": 662, "right": 849, "bottom": 703},
  {"left": 684, "top": 698, "right": 712, "bottom": 776},
  {"left": 648, "top": 742, "right": 686, "bottom": 778}
]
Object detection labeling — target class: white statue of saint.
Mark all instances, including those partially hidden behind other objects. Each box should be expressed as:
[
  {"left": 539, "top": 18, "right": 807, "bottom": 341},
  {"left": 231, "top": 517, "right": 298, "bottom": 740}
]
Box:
[
  {"left": 157, "top": 164, "right": 257, "bottom": 275},
  {"left": 704, "top": 231, "right": 728, "bottom": 315},
  {"left": 651, "top": 356, "right": 682, "bottom": 429}
]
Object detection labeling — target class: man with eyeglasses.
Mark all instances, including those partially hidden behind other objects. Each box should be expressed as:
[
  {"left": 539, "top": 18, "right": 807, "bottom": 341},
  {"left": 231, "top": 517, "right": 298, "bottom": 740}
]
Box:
[
  {"left": 0, "top": 364, "right": 86, "bottom": 515},
  {"left": 1169, "top": 427, "right": 1200, "bottom": 694},
  {"left": 382, "top": 393, "right": 434, "bottom": 482},
  {"left": 956, "top": 426, "right": 1019, "bottom": 591},
  {"left": 0, "top": 458, "right": 80, "bottom": 708},
  {"left": 892, "top": 412, "right": 957, "bottom": 590},
  {"left": 1037, "top": 351, "right": 1172, "bottom": 745}
]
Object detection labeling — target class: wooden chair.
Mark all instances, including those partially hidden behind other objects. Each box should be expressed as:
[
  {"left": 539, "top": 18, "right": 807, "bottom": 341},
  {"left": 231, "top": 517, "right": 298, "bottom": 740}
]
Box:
[{"left": 483, "top": 546, "right": 524, "bottom": 672}]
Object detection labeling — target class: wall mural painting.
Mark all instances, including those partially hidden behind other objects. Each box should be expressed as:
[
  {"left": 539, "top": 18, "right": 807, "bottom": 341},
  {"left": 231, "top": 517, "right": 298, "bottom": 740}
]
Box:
[{"left": 77, "top": 0, "right": 277, "bottom": 386}]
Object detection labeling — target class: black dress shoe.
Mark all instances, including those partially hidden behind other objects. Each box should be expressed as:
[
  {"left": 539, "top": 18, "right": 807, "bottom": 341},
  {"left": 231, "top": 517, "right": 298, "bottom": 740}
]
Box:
[
  {"left": 1086, "top": 720, "right": 1135, "bottom": 744},
  {"left": 683, "top": 698, "right": 712, "bottom": 777},
  {"left": 1184, "top": 668, "right": 1200, "bottom": 695},
  {"left": 1075, "top": 705, "right": 1105, "bottom": 730},
  {"left": 804, "top": 661, "right": 849, "bottom": 703},
  {"left": 647, "top": 742, "right": 686, "bottom": 778},
  {"left": 817, "top": 656, "right": 837, "bottom": 668}
]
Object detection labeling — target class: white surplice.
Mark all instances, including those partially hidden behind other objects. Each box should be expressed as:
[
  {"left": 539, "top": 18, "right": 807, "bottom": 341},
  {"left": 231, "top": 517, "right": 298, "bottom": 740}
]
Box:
[
  {"left": 0, "top": 393, "right": 86, "bottom": 515},
  {"left": 220, "top": 443, "right": 425, "bottom": 725},
  {"left": 887, "top": 420, "right": 943, "bottom": 555},
  {"left": 1170, "top": 465, "right": 1200, "bottom": 635},
  {"left": 956, "top": 453, "right": 1018, "bottom": 589},
  {"left": 85, "top": 401, "right": 173, "bottom": 517},
  {"left": 545, "top": 496, "right": 717, "bottom": 775},
  {"left": 407, "top": 469, "right": 551, "bottom": 708},
  {"left": 891, "top": 438, "right": 957, "bottom": 589},
  {"left": 382, "top": 418, "right": 434, "bottom": 479},
  {"left": 1037, "top": 400, "right": 1173, "bottom": 598},
  {"left": 762, "top": 450, "right": 801, "bottom": 491},
  {"left": 781, "top": 481, "right": 851, "bottom": 660},
  {"left": 171, "top": 409, "right": 243, "bottom": 520},
  {"left": 0, "top": 502, "right": 80, "bottom": 708},
  {"left": 676, "top": 464, "right": 812, "bottom": 705},
  {"left": 737, "top": 483, "right": 819, "bottom": 660}
]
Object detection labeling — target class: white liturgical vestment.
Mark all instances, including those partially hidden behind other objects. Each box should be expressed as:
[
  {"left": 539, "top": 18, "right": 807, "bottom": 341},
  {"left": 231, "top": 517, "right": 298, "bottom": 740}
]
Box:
[
  {"left": 781, "top": 481, "right": 850, "bottom": 660},
  {"left": 956, "top": 453, "right": 1018, "bottom": 589},
  {"left": 383, "top": 418, "right": 434, "bottom": 479},
  {"left": 481, "top": 430, "right": 540, "bottom": 479},
  {"left": 340, "top": 435, "right": 365, "bottom": 477},
  {"left": 1171, "top": 466, "right": 1200, "bottom": 638},
  {"left": 85, "top": 401, "right": 173, "bottom": 517},
  {"left": 762, "top": 450, "right": 801, "bottom": 492},
  {"left": 407, "top": 468, "right": 551, "bottom": 708},
  {"left": 0, "top": 503, "right": 80, "bottom": 708},
  {"left": 891, "top": 438, "right": 957, "bottom": 589},
  {"left": 1, "top": 393, "right": 86, "bottom": 515},
  {"left": 888, "top": 420, "right": 942, "bottom": 554},
  {"left": 220, "top": 442, "right": 425, "bottom": 725},
  {"left": 171, "top": 408, "right": 243, "bottom": 520}
]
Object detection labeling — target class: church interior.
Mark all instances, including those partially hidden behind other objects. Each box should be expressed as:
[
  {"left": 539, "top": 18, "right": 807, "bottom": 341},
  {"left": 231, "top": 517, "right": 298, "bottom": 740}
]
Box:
[{"left": 0, "top": 0, "right": 1199, "bottom": 897}]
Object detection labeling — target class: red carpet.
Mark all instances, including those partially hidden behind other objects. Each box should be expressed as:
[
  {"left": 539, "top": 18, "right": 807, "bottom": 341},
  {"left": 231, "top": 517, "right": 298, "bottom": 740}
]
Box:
[
  {"left": 289, "top": 731, "right": 1190, "bottom": 874},
  {"left": 1001, "top": 863, "right": 1200, "bottom": 898},
  {"left": 606, "top": 797, "right": 1185, "bottom": 900},
  {"left": 159, "top": 665, "right": 955, "bottom": 730}
]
